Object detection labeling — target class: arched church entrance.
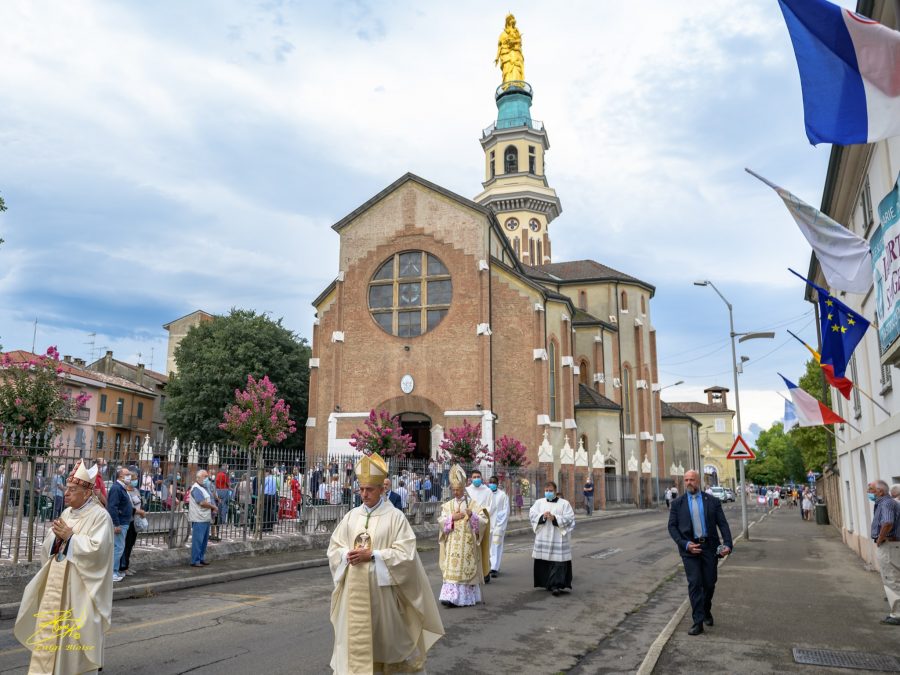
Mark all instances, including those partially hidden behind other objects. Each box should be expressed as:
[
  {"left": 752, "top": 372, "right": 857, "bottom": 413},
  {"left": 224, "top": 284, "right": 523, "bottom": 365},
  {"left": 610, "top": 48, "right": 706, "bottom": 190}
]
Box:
[{"left": 399, "top": 412, "right": 432, "bottom": 460}]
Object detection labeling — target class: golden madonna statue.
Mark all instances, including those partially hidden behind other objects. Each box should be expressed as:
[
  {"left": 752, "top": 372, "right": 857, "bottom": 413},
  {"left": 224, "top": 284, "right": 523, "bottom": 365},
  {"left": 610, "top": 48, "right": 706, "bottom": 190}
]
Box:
[{"left": 495, "top": 13, "right": 524, "bottom": 85}]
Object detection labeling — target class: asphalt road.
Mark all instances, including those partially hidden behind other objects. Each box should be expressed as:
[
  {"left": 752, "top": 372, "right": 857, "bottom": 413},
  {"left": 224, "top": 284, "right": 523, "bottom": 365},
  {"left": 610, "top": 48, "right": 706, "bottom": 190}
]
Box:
[{"left": 0, "top": 504, "right": 750, "bottom": 675}]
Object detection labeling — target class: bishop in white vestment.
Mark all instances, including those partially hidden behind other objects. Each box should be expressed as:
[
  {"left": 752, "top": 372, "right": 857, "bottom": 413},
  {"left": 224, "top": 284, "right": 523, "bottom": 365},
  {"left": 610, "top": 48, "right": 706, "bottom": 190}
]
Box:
[
  {"left": 328, "top": 451, "right": 443, "bottom": 675},
  {"left": 14, "top": 460, "right": 113, "bottom": 674}
]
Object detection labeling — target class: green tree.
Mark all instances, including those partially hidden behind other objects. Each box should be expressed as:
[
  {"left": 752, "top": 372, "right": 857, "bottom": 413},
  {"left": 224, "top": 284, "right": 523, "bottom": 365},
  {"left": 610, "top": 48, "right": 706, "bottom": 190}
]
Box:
[
  {"left": 792, "top": 358, "right": 832, "bottom": 472},
  {"left": 165, "top": 309, "right": 310, "bottom": 448},
  {"left": 747, "top": 422, "right": 807, "bottom": 485}
]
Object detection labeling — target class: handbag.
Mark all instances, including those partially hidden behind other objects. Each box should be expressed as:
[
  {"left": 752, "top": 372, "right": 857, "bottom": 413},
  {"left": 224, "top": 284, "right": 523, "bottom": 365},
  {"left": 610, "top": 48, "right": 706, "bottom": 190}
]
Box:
[{"left": 134, "top": 515, "right": 149, "bottom": 532}]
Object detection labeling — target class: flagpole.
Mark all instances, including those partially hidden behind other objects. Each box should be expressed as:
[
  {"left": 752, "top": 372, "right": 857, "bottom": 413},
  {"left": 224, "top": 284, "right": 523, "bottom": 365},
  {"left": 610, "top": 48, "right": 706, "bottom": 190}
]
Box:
[{"left": 855, "top": 385, "right": 891, "bottom": 416}]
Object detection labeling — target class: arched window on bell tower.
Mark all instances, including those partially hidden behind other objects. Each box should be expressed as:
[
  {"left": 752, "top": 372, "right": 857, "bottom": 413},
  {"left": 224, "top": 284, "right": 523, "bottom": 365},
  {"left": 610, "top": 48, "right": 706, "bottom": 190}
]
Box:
[
  {"left": 513, "top": 236, "right": 520, "bottom": 258},
  {"left": 504, "top": 145, "right": 518, "bottom": 174}
]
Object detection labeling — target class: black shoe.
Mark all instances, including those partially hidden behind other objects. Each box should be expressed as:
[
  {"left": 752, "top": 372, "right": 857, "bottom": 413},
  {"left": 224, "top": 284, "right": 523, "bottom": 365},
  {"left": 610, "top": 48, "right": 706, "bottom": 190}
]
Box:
[
  {"left": 551, "top": 589, "right": 561, "bottom": 596},
  {"left": 440, "top": 600, "right": 452, "bottom": 607},
  {"left": 490, "top": 570, "right": 498, "bottom": 578},
  {"left": 704, "top": 615, "right": 714, "bottom": 626},
  {"left": 688, "top": 623, "right": 704, "bottom": 636},
  {"left": 484, "top": 574, "right": 491, "bottom": 584},
  {"left": 881, "top": 616, "right": 900, "bottom": 625},
  {"left": 199, "top": 561, "right": 210, "bottom": 566}
]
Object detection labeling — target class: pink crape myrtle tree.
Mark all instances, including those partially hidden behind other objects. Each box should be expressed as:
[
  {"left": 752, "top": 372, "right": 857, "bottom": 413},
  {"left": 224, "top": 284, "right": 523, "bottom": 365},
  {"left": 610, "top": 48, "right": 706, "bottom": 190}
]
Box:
[
  {"left": 492, "top": 435, "right": 531, "bottom": 470},
  {"left": 439, "top": 419, "right": 491, "bottom": 468},
  {"left": 219, "top": 375, "right": 296, "bottom": 537},
  {"left": 349, "top": 409, "right": 415, "bottom": 459},
  {"left": 0, "top": 346, "right": 91, "bottom": 561}
]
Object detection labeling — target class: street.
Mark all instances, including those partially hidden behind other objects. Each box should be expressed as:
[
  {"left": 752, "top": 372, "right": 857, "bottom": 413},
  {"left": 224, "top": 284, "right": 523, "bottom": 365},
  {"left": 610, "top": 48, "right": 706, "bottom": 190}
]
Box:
[{"left": 0, "top": 504, "right": 751, "bottom": 674}]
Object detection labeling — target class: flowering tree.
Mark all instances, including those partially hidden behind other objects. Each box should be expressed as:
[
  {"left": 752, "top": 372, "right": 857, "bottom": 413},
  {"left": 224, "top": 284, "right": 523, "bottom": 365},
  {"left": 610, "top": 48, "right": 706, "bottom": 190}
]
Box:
[
  {"left": 0, "top": 346, "right": 91, "bottom": 562},
  {"left": 349, "top": 409, "right": 415, "bottom": 458},
  {"left": 0, "top": 346, "right": 90, "bottom": 448},
  {"left": 439, "top": 420, "right": 490, "bottom": 465},
  {"left": 492, "top": 435, "right": 531, "bottom": 469},
  {"left": 219, "top": 374, "right": 297, "bottom": 449},
  {"left": 219, "top": 375, "right": 296, "bottom": 538}
]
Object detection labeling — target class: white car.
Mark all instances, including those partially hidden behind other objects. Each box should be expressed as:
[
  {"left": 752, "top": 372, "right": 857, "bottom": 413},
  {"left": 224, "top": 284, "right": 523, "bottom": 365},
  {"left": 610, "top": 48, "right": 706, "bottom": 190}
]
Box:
[{"left": 709, "top": 486, "right": 727, "bottom": 501}]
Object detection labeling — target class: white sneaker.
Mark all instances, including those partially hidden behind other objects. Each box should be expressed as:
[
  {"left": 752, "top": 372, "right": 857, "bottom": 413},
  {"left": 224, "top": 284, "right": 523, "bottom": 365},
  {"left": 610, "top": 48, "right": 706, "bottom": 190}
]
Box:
[{"left": 112, "top": 574, "right": 124, "bottom": 582}]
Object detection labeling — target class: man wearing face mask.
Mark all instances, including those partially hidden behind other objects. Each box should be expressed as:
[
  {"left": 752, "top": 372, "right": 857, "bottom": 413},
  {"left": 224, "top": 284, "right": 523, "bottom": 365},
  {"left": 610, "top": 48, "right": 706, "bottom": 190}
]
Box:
[
  {"left": 466, "top": 469, "right": 493, "bottom": 583},
  {"left": 106, "top": 467, "right": 133, "bottom": 583},
  {"left": 487, "top": 476, "right": 510, "bottom": 578},
  {"left": 668, "top": 469, "right": 732, "bottom": 635},
  {"left": 868, "top": 480, "right": 900, "bottom": 626},
  {"left": 529, "top": 481, "right": 576, "bottom": 596}
]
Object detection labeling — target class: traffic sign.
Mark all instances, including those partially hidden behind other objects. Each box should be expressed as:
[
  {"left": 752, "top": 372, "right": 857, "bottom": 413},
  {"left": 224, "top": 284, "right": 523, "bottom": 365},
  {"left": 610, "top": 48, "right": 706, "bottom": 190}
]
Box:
[{"left": 726, "top": 435, "right": 756, "bottom": 460}]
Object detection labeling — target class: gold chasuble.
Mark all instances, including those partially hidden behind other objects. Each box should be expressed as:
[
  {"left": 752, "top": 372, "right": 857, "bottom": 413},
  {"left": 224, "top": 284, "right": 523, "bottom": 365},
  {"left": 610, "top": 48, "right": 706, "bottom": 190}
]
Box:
[
  {"left": 438, "top": 498, "right": 489, "bottom": 586},
  {"left": 14, "top": 499, "right": 113, "bottom": 675},
  {"left": 328, "top": 499, "right": 443, "bottom": 674}
]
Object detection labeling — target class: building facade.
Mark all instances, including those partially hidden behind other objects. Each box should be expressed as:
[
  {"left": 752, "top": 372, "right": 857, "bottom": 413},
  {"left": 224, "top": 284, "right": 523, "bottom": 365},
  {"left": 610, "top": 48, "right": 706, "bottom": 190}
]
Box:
[
  {"left": 670, "top": 386, "right": 737, "bottom": 488},
  {"left": 88, "top": 350, "right": 168, "bottom": 446},
  {"left": 804, "top": 0, "right": 900, "bottom": 566},
  {"left": 305, "top": 46, "right": 669, "bottom": 484},
  {"left": 162, "top": 310, "right": 213, "bottom": 376}
]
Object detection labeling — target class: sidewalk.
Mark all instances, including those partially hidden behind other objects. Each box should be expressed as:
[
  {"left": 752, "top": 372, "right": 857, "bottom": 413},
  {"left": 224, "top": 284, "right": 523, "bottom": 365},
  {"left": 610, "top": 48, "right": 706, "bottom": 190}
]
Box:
[
  {"left": 0, "top": 504, "right": 648, "bottom": 619},
  {"left": 650, "top": 506, "right": 900, "bottom": 673}
]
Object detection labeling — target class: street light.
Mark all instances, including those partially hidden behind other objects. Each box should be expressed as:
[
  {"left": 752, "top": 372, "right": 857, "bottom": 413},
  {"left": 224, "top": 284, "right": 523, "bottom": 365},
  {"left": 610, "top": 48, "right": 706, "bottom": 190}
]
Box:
[
  {"left": 694, "top": 279, "right": 773, "bottom": 541},
  {"left": 650, "top": 379, "right": 683, "bottom": 508}
]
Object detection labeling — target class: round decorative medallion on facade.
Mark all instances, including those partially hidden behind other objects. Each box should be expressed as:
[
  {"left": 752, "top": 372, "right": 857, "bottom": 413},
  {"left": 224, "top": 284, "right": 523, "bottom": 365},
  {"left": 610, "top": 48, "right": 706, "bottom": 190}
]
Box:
[
  {"left": 401, "top": 374, "right": 414, "bottom": 394},
  {"left": 505, "top": 217, "right": 519, "bottom": 231},
  {"left": 368, "top": 251, "right": 452, "bottom": 337},
  {"left": 529, "top": 218, "right": 541, "bottom": 232}
]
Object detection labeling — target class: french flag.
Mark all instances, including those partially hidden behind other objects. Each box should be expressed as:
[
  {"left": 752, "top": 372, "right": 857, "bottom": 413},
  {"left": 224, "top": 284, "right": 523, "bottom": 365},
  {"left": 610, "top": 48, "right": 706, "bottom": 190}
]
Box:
[
  {"left": 779, "top": 0, "right": 900, "bottom": 145},
  {"left": 780, "top": 374, "right": 846, "bottom": 426}
]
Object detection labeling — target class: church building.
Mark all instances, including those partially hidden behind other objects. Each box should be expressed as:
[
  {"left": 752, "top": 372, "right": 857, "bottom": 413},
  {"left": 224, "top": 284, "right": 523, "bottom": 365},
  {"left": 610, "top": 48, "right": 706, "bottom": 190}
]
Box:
[{"left": 305, "top": 17, "right": 667, "bottom": 483}]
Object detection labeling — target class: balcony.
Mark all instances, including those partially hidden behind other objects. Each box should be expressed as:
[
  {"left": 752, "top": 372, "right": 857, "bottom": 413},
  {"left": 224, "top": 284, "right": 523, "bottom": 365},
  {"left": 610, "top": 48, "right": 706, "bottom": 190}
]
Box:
[
  {"left": 64, "top": 407, "right": 91, "bottom": 422},
  {"left": 101, "top": 414, "right": 148, "bottom": 431},
  {"left": 482, "top": 117, "right": 544, "bottom": 138}
]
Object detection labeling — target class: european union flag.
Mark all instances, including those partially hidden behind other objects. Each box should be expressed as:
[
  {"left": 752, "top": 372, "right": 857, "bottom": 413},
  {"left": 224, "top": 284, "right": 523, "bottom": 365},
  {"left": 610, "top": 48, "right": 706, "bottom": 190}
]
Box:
[
  {"left": 790, "top": 268, "right": 869, "bottom": 379},
  {"left": 818, "top": 289, "right": 869, "bottom": 379}
]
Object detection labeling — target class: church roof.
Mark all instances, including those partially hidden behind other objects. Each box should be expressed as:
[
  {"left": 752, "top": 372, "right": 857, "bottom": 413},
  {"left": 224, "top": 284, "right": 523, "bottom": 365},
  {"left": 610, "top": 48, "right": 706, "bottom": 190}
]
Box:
[
  {"left": 332, "top": 173, "right": 492, "bottom": 232},
  {"left": 575, "top": 384, "right": 622, "bottom": 411},
  {"left": 661, "top": 400, "right": 700, "bottom": 424},
  {"left": 525, "top": 260, "right": 655, "bottom": 295},
  {"left": 571, "top": 309, "right": 617, "bottom": 331},
  {"left": 669, "top": 401, "right": 734, "bottom": 415}
]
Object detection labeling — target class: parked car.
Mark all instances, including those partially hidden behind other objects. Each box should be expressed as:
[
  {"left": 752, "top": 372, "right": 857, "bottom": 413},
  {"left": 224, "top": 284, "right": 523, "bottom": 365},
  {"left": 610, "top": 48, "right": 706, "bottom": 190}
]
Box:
[
  {"left": 709, "top": 486, "right": 727, "bottom": 501},
  {"left": 723, "top": 488, "right": 735, "bottom": 502}
]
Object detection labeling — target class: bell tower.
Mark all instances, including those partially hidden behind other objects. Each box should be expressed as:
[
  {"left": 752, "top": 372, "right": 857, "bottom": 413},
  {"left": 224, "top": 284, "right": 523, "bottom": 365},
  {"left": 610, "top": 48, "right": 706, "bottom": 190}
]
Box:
[{"left": 474, "top": 14, "right": 562, "bottom": 266}]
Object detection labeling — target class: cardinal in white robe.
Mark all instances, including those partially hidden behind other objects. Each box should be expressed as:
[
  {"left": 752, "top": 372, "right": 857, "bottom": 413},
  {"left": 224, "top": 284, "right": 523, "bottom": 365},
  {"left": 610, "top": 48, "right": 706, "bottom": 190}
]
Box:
[
  {"left": 486, "top": 476, "right": 510, "bottom": 576},
  {"left": 15, "top": 460, "right": 113, "bottom": 674},
  {"left": 328, "top": 451, "right": 443, "bottom": 675},
  {"left": 530, "top": 480, "right": 575, "bottom": 596}
]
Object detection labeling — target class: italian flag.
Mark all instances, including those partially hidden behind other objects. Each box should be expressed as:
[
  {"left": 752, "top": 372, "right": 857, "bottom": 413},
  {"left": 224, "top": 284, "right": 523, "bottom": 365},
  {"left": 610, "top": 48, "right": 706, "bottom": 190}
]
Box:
[{"left": 780, "top": 374, "right": 846, "bottom": 427}]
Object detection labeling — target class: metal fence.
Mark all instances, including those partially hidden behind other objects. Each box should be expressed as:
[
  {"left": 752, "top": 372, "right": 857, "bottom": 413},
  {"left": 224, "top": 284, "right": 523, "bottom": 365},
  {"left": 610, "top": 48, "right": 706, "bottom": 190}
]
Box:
[{"left": 0, "top": 433, "right": 672, "bottom": 563}]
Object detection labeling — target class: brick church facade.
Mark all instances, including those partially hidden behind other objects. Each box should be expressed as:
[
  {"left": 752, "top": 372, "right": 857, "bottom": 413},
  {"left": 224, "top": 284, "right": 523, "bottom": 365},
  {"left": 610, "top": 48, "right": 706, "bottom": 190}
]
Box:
[{"left": 305, "top": 73, "right": 667, "bottom": 482}]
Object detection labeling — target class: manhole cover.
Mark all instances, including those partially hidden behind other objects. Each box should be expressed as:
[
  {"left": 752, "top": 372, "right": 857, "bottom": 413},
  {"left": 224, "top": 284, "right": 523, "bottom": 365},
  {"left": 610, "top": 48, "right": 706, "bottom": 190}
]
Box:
[
  {"left": 792, "top": 648, "right": 900, "bottom": 672},
  {"left": 584, "top": 547, "right": 621, "bottom": 560},
  {"left": 631, "top": 549, "right": 668, "bottom": 564}
]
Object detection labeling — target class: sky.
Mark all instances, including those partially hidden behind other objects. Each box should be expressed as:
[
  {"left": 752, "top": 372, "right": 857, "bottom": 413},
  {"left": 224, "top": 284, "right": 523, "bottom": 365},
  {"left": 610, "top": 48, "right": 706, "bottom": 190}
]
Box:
[{"left": 0, "top": 0, "right": 861, "bottom": 446}]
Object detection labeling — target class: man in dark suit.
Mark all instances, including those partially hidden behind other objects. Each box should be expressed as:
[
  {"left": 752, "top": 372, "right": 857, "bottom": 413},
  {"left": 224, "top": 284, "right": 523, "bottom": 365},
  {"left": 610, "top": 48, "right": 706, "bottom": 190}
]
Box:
[
  {"left": 106, "top": 467, "right": 134, "bottom": 583},
  {"left": 668, "top": 469, "right": 733, "bottom": 635},
  {"left": 383, "top": 479, "right": 402, "bottom": 509}
]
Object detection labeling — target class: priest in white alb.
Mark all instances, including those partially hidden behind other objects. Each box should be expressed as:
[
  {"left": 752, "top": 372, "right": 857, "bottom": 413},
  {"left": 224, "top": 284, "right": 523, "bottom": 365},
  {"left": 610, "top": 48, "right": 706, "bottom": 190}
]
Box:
[
  {"left": 529, "top": 480, "right": 576, "bottom": 596},
  {"left": 328, "top": 451, "right": 443, "bottom": 674},
  {"left": 464, "top": 468, "right": 493, "bottom": 583},
  {"left": 14, "top": 459, "right": 114, "bottom": 674},
  {"left": 486, "top": 475, "right": 510, "bottom": 577}
]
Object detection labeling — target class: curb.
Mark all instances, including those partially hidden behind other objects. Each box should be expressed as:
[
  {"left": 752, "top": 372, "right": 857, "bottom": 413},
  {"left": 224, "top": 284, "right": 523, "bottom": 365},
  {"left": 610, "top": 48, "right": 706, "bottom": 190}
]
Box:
[
  {"left": 635, "top": 508, "right": 767, "bottom": 675},
  {"left": 0, "top": 506, "right": 653, "bottom": 621}
]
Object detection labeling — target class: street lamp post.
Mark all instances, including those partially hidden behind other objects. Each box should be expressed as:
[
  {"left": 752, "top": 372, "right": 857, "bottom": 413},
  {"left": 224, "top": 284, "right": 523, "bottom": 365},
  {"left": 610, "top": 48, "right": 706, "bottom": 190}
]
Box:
[
  {"left": 649, "top": 380, "right": 683, "bottom": 508},
  {"left": 694, "top": 280, "right": 774, "bottom": 541}
]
